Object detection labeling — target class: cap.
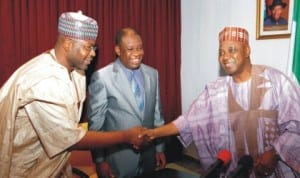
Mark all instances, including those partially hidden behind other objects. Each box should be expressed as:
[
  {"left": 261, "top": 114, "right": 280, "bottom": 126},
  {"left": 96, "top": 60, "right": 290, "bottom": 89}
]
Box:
[
  {"left": 269, "top": 0, "right": 287, "bottom": 10},
  {"left": 219, "top": 26, "right": 249, "bottom": 44},
  {"left": 58, "top": 11, "right": 98, "bottom": 41}
]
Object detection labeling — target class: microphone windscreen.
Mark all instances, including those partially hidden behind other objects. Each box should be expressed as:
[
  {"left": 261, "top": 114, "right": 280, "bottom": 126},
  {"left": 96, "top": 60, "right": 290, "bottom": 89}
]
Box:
[
  {"left": 216, "top": 149, "right": 231, "bottom": 166},
  {"left": 238, "top": 155, "right": 253, "bottom": 170}
]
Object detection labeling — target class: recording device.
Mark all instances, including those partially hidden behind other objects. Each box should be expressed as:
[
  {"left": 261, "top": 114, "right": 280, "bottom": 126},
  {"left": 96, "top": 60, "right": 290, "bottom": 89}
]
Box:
[
  {"left": 203, "top": 149, "right": 231, "bottom": 178},
  {"left": 228, "top": 155, "right": 253, "bottom": 178}
]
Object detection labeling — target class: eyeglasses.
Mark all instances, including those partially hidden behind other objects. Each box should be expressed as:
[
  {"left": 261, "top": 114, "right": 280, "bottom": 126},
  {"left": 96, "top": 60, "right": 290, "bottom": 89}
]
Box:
[
  {"left": 82, "top": 45, "right": 97, "bottom": 52},
  {"left": 71, "top": 39, "right": 97, "bottom": 52}
]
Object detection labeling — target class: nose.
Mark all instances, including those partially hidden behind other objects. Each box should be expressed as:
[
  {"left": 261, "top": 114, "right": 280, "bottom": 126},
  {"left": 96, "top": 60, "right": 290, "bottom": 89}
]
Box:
[
  {"left": 90, "top": 48, "right": 96, "bottom": 58},
  {"left": 220, "top": 52, "right": 231, "bottom": 60},
  {"left": 133, "top": 49, "right": 140, "bottom": 54},
  {"left": 133, "top": 48, "right": 143, "bottom": 57}
]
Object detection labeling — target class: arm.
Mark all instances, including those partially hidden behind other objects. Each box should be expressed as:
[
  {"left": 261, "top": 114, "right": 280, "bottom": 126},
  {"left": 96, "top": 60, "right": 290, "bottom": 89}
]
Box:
[
  {"left": 87, "top": 71, "right": 108, "bottom": 164},
  {"left": 153, "top": 71, "right": 165, "bottom": 152},
  {"left": 87, "top": 71, "right": 107, "bottom": 131},
  {"left": 71, "top": 126, "right": 147, "bottom": 150},
  {"left": 142, "top": 122, "right": 179, "bottom": 140},
  {"left": 271, "top": 73, "right": 300, "bottom": 173}
]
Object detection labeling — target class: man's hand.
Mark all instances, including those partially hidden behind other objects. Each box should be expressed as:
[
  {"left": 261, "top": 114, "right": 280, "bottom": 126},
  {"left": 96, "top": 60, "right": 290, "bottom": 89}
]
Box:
[
  {"left": 139, "top": 128, "right": 156, "bottom": 141},
  {"left": 156, "top": 152, "right": 167, "bottom": 169},
  {"left": 254, "top": 149, "right": 280, "bottom": 177},
  {"left": 125, "top": 126, "right": 151, "bottom": 149},
  {"left": 96, "top": 161, "right": 115, "bottom": 178},
  {"left": 138, "top": 123, "right": 180, "bottom": 141}
]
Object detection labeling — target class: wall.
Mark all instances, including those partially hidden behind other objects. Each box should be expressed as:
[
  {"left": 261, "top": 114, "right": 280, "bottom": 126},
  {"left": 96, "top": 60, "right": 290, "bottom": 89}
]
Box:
[{"left": 181, "top": 0, "right": 292, "bottom": 158}]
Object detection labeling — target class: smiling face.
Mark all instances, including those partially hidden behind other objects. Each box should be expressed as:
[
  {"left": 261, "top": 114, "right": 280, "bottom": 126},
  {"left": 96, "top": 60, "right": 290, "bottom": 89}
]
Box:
[
  {"left": 115, "top": 30, "right": 144, "bottom": 70},
  {"left": 67, "top": 39, "right": 97, "bottom": 71},
  {"left": 271, "top": 5, "right": 284, "bottom": 21},
  {"left": 219, "top": 40, "right": 252, "bottom": 82}
]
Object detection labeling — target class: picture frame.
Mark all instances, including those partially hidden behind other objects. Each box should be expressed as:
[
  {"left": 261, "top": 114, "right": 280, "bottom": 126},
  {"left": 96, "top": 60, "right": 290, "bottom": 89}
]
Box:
[{"left": 256, "top": 0, "right": 294, "bottom": 39}]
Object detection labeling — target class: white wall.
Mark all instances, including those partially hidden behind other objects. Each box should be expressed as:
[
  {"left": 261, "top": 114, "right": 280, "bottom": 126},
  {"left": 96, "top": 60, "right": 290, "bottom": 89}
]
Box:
[{"left": 181, "top": 0, "right": 292, "bottom": 158}]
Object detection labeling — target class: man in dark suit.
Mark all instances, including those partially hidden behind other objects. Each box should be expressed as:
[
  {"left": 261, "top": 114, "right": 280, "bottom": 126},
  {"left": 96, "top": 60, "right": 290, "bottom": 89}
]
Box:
[
  {"left": 264, "top": 0, "right": 288, "bottom": 26},
  {"left": 88, "top": 27, "right": 166, "bottom": 178}
]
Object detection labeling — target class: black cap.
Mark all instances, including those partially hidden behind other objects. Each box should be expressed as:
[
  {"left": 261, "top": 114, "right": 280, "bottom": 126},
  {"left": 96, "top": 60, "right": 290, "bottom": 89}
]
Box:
[{"left": 269, "top": 0, "right": 287, "bottom": 10}]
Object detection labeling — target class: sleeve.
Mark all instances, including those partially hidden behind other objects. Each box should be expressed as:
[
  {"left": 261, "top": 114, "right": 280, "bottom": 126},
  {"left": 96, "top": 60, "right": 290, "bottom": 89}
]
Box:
[
  {"left": 87, "top": 71, "right": 108, "bottom": 163},
  {"left": 87, "top": 72, "right": 108, "bottom": 131},
  {"left": 272, "top": 74, "right": 300, "bottom": 173},
  {"left": 25, "top": 101, "right": 86, "bottom": 158},
  {"left": 173, "top": 115, "right": 192, "bottom": 148},
  {"left": 154, "top": 72, "right": 165, "bottom": 152},
  {"left": 173, "top": 87, "right": 212, "bottom": 148},
  {"left": 23, "top": 80, "right": 86, "bottom": 158}
]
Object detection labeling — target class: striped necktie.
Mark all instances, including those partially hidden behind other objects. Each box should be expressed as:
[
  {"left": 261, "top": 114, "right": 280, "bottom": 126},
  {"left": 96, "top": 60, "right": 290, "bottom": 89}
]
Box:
[{"left": 130, "top": 72, "right": 144, "bottom": 112}]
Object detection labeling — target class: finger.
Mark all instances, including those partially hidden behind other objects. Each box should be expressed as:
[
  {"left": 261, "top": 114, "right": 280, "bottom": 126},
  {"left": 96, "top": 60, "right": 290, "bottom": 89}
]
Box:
[
  {"left": 255, "top": 164, "right": 271, "bottom": 177},
  {"left": 138, "top": 134, "right": 144, "bottom": 138},
  {"left": 161, "top": 159, "right": 166, "bottom": 168},
  {"left": 133, "top": 144, "right": 140, "bottom": 150},
  {"left": 156, "top": 160, "right": 161, "bottom": 166}
]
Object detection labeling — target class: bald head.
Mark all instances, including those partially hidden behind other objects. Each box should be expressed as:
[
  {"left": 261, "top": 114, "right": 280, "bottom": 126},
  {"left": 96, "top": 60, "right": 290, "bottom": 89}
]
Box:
[{"left": 115, "top": 27, "right": 141, "bottom": 45}]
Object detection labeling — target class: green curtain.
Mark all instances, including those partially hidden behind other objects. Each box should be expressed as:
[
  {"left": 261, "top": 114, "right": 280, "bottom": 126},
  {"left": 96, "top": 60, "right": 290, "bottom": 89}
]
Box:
[{"left": 292, "top": 0, "right": 300, "bottom": 83}]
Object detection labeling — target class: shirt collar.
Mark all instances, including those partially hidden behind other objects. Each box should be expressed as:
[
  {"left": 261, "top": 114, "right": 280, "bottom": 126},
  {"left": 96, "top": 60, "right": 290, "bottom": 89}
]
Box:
[{"left": 117, "top": 58, "right": 142, "bottom": 80}]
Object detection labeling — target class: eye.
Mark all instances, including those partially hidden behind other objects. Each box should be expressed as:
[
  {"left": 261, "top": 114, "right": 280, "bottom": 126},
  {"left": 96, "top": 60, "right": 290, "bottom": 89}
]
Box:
[
  {"left": 85, "top": 45, "right": 97, "bottom": 52},
  {"left": 228, "top": 47, "right": 238, "bottom": 54},
  {"left": 137, "top": 47, "right": 143, "bottom": 51},
  {"left": 219, "top": 50, "right": 225, "bottom": 56},
  {"left": 90, "top": 46, "right": 97, "bottom": 51}
]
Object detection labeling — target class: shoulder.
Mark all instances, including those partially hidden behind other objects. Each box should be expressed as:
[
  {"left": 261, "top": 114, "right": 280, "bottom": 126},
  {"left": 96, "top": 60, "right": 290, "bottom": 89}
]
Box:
[
  {"left": 206, "top": 76, "right": 229, "bottom": 89},
  {"left": 89, "top": 62, "right": 119, "bottom": 87},
  {"left": 15, "top": 52, "right": 68, "bottom": 87},
  {"left": 264, "top": 17, "right": 275, "bottom": 26},
  {"left": 5, "top": 52, "right": 79, "bottom": 100},
  {"left": 202, "top": 77, "right": 229, "bottom": 97},
  {"left": 91, "top": 62, "right": 115, "bottom": 78},
  {"left": 278, "top": 17, "right": 288, "bottom": 25},
  {"left": 140, "top": 63, "right": 158, "bottom": 75},
  {"left": 254, "top": 64, "right": 285, "bottom": 76},
  {"left": 1, "top": 51, "right": 74, "bottom": 99},
  {"left": 254, "top": 64, "right": 296, "bottom": 84},
  {"left": 98, "top": 62, "right": 115, "bottom": 73}
]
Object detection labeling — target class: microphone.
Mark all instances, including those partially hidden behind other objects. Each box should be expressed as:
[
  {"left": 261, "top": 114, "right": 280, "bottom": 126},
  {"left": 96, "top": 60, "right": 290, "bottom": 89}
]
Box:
[
  {"left": 228, "top": 155, "right": 253, "bottom": 178},
  {"left": 203, "top": 149, "right": 231, "bottom": 178}
]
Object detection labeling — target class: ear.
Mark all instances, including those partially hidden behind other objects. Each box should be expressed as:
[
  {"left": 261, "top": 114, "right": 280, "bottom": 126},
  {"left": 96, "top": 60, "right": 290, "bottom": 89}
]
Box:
[
  {"left": 63, "top": 38, "right": 73, "bottom": 52},
  {"left": 245, "top": 45, "right": 251, "bottom": 58},
  {"left": 115, "top": 45, "right": 121, "bottom": 56}
]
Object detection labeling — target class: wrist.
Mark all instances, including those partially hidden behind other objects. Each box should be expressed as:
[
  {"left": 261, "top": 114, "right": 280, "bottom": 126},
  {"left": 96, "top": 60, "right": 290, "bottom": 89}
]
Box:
[{"left": 123, "top": 130, "right": 131, "bottom": 143}]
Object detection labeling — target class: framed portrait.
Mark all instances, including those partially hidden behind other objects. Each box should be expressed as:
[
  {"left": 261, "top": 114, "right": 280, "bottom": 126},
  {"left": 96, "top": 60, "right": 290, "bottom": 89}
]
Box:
[{"left": 256, "top": 0, "right": 294, "bottom": 39}]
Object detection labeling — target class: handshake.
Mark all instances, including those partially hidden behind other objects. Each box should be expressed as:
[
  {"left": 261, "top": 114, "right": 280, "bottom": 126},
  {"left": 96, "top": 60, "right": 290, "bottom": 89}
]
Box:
[
  {"left": 123, "top": 123, "right": 177, "bottom": 149},
  {"left": 125, "top": 126, "right": 157, "bottom": 150}
]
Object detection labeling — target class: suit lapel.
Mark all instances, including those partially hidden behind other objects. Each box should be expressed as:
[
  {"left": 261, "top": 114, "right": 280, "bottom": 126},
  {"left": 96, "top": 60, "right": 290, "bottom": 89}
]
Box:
[
  {"left": 112, "top": 61, "right": 143, "bottom": 119},
  {"left": 141, "top": 65, "right": 151, "bottom": 119}
]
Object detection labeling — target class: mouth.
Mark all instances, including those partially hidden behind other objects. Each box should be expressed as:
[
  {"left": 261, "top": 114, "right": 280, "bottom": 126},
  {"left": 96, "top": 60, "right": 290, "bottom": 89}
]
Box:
[
  {"left": 84, "top": 58, "right": 93, "bottom": 65},
  {"left": 131, "top": 58, "right": 142, "bottom": 64},
  {"left": 223, "top": 59, "right": 235, "bottom": 68}
]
